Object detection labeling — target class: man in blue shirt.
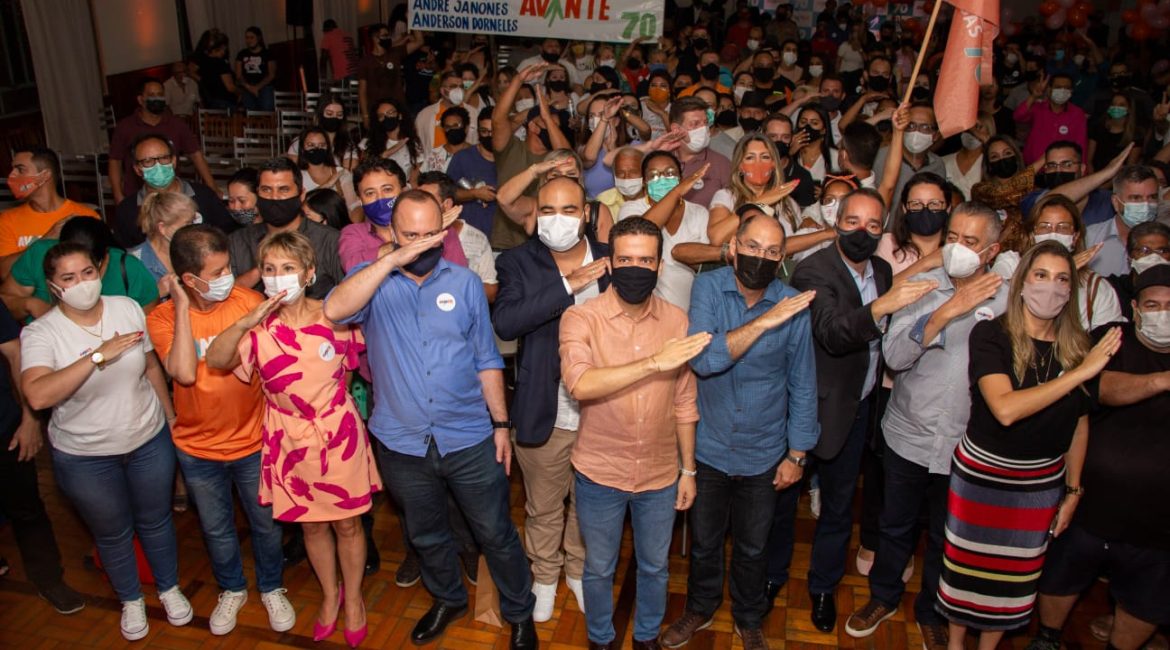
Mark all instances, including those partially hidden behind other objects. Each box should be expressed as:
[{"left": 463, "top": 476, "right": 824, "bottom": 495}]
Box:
[
  {"left": 323, "top": 190, "right": 537, "bottom": 650},
  {"left": 660, "top": 216, "right": 819, "bottom": 650},
  {"left": 446, "top": 109, "right": 499, "bottom": 237}
]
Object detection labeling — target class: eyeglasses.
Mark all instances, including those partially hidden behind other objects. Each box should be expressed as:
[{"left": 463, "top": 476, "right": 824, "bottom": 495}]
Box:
[
  {"left": 1034, "top": 222, "right": 1076, "bottom": 235},
  {"left": 647, "top": 169, "right": 680, "bottom": 181},
  {"left": 1132, "top": 246, "right": 1170, "bottom": 257},
  {"left": 905, "top": 200, "right": 947, "bottom": 211},
  {"left": 736, "top": 238, "right": 783, "bottom": 259},
  {"left": 136, "top": 154, "right": 174, "bottom": 168},
  {"left": 1042, "top": 160, "right": 1080, "bottom": 171},
  {"left": 905, "top": 122, "right": 937, "bottom": 134}
]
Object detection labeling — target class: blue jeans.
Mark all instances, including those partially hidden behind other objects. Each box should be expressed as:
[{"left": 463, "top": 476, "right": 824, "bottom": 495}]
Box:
[
  {"left": 376, "top": 436, "right": 534, "bottom": 623},
  {"left": 175, "top": 449, "right": 283, "bottom": 593},
  {"left": 576, "top": 472, "right": 677, "bottom": 644},
  {"left": 241, "top": 85, "right": 275, "bottom": 111},
  {"left": 808, "top": 398, "right": 871, "bottom": 595},
  {"left": 51, "top": 427, "right": 178, "bottom": 602}
]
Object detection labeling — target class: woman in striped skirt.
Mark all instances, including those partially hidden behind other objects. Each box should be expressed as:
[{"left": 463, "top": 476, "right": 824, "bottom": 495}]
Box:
[{"left": 939, "top": 241, "right": 1122, "bottom": 649}]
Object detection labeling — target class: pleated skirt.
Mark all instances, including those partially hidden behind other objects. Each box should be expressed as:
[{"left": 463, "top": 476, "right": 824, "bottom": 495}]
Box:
[{"left": 936, "top": 436, "right": 1065, "bottom": 630}]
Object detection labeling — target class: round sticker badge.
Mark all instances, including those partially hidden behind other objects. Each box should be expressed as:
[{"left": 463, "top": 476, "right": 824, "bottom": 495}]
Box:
[
  {"left": 974, "top": 306, "right": 995, "bottom": 322},
  {"left": 318, "top": 341, "right": 336, "bottom": 362},
  {"left": 1058, "top": 125, "right": 1069, "bottom": 135},
  {"left": 436, "top": 292, "right": 457, "bottom": 312}
]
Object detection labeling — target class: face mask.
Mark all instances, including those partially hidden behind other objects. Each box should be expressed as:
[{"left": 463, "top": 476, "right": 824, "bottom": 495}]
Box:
[
  {"left": 781, "top": 52, "right": 798, "bottom": 66},
  {"left": 1031, "top": 231, "right": 1075, "bottom": 251},
  {"left": 257, "top": 196, "right": 302, "bottom": 228},
  {"left": 461, "top": 79, "right": 474, "bottom": 90},
  {"left": 536, "top": 213, "right": 582, "bottom": 252},
  {"left": 1111, "top": 74, "right": 1132, "bottom": 89},
  {"left": 649, "top": 63, "right": 667, "bottom": 74},
  {"left": 263, "top": 273, "right": 307, "bottom": 304},
  {"left": 1053, "top": 50, "right": 1066, "bottom": 61},
  {"left": 1005, "top": 53, "right": 1019, "bottom": 66},
  {"left": 599, "top": 58, "right": 616, "bottom": 68},
  {"left": 1023, "top": 70, "right": 1040, "bottom": 82},
  {"left": 378, "top": 37, "right": 392, "bottom": 49},
  {"left": 195, "top": 272, "right": 235, "bottom": 302},
  {"left": 445, "top": 127, "right": 467, "bottom": 145},
  {"left": 447, "top": 87, "right": 465, "bottom": 105},
  {"left": 753, "top": 66, "right": 775, "bottom": 83},
  {"left": 614, "top": 176, "right": 643, "bottom": 197},
  {"left": 740, "top": 160, "right": 774, "bottom": 185},
  {"left": 627, "top": 58, "right": 643, "bottom": 70},
  {"left": 402, "top": 243, "right": 443, "bottom": 275},
  {"left": 732, "top": 251, "right": 779, "bottom": 290},
  {"left": 1050, "top": 88, "right": 1072, "bottom": 105},
  {"left": 903, "top": 131, "right": 934, "bottom": 155},
  {"left": 648, "top": 87, "right": 670, "bottom": 103},
  {"left": 1107, "top": 106, "right": 1129, "bottom": 119},
  {"left": 867, "top": 75, "right": 890, "bottom": 92},
  {"left": 144, "top": 98, "right": 167, "bottom": 115},
  {"left": 685, "top": 126, "right": 710, "bottom": 153},
  {"left": 546, "top": 80, "right": 569, "bottom": 93},
  {"left": 988, "top": 157, "right": 1019, "bottom": 179},
  {"left": 820, "top": 201, "right": 839, "bottom": 226},
  {"left": 647, "top": 175, "right": 680, "bottom": 202},
  {"left": 716, "top": 110, "right": 738, "bottom": 128},
  {"left": 515, "top": 98, "right": 535, "bottom": 113},
  {"left": 701, "top": 63, "right": 720, "bottom": 81},
  {"left": 1138, "top": 308, "right": 1170, "bottom": 347},
  {"left": 229, "top": 207, "right": 258, "bottom": 225},
  {"left": 705, "top": 108, "right": 716, "bottom": 126},
  {"left": 960, "top": 132, "right": 982, "bottom": 151},
  {"left": 362, "top": 196, "right": 396, "bottom": 227},
  {"left": 1132, "top": 253, "right": 1170, "bottom": 275},
  {"left": 820, "top": 95, "right": 842, "bottom": 113},
  {"left": 692, "top": 38, "right": 710, "bottom": 50},
  {"left": 746, "top": 38, "right": 761, "bottom": 51},
  {"left": 589, "top": 82, "right": 608, "bottom": 95},
  {"left": 1021, "top": 280, "right": 1071, "bottom": 320},
  {"left": 1073, "top": 54, "right": 1086, "bottom": 66},
  {"left": 610, "top": 265, "right": 657, "bottom": 304},
  {"left": 837, "top": 227, "right": 881, "bottom": 262},
  {"left": 733, "top": 86, "right": 749, "bottom": 103},
  {"left": 801, "top": 124, "right": 823, "bottom": 141},
  {"left": 941, "top": 242, "right": 986, "bottom": 279},
  {"left": 773, "top": 139, "right": 791, "bottom": 158},
  {"left": 588, "top": 115, "right": 603, "bottom": 131},
  {"left": 143, "top": 162, "right": 175, "bottom": 189},
  {"left": 809, "top": 64, "right": 824, "bottom": 77},
  {"left": 7, "top": 172, "right": 46, "bottom": 200},
  {"left": 905, "top": 208, "right": 948, "bottom": 236},
  {"left": 380, "top": 116, "right": 400, "bottom": 132},
  {"left": 541, "top": 51, "right": 560, "bottom": 63},
  {"left": 320, "top": 116, "right": 343, "bottom": 132},
  {"left": 1121, "top": 201, "right": 1157, "bottom": 227},
  {"left": 739, "top": 116, "right": 763, "bottom": 132},
  {"left": 303, "top": 147, "right": 331, "bottom": 166},
  {"left": 537, "top": 127, "right": 554, "bottom": 151},
  {"left": 1035, "top": 170, "right": 1076, "bottom": 189},
  {"left": 51, "top": 279, "right": 102, "bottom": 310}
]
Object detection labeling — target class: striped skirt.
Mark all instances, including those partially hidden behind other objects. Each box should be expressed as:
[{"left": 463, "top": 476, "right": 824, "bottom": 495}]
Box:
[{"left": 936, "top": 436, "right": 1065, "bottom": 630}]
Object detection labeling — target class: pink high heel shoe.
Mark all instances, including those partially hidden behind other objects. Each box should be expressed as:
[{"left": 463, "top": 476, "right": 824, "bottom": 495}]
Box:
[
  {"left": 312, "top": 585, "right": 344, "bottom": 642},
  {"left": 343, "top": 600, "right": 368, "bottom": 648}
]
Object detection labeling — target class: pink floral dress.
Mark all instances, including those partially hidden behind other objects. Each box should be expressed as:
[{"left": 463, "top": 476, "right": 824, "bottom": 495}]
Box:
[{"left": 236, "top": 312, "right": 381, "bottom": 522}]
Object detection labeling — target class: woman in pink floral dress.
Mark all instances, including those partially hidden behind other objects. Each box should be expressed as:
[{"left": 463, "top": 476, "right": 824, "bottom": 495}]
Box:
[{"left": 208, "top": 231, "right": 379, "bottom": 646}]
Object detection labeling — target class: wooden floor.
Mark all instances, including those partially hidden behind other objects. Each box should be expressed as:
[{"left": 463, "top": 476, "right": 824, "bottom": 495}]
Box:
[{"left": 0, "top": 450, "right": 1118, "bottom": 649}]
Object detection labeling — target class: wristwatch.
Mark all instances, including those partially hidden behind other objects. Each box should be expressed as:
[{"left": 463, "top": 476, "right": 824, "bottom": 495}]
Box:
[
  {"left": 1065, "top": 484, "right": 1084, "bottom": 496},
  {"left": 90, "top": 351, "right": 105, "bottom": 368},
  {"left": 491, "top": 419, "right": 513, "bottom": 430},
  {"left": 783, "top": 452, "right": 807, "bottom": 467}
]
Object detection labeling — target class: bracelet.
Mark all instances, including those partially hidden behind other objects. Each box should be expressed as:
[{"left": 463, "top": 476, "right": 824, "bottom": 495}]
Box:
[
  {"left": 680, "top": 467, "right": 697, "bottom": 477},
  {"left": 1065, "top": 484, "right": 1084, "bottom": 496}
]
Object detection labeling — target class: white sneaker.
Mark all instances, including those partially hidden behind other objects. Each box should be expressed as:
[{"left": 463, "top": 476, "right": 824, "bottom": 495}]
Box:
[
  {"left": 565, "top": 576, "right": 585, "bottom": 614},
  {"left": 531, "top": 581, "right": 557, "bottom": 623},
  {"left": 809, "top": 488, "right": 822, "bottom": 519},
  {"left": 209, "top": 589, "right": 247, "bottom": 635},
  {"left": 158, "top": 585, "right": 193, "bottom": 626},
  {"left": 260, "top": 588, "right": 296, "bottom": 632},
  {"left": 120, "top": 598, "right": 149, "bottom": 641}
]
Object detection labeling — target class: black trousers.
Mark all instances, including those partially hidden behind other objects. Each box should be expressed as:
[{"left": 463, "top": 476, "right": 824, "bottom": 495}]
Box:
[{"left": 0, "top": 427, "right": 65, "bottom": 589}]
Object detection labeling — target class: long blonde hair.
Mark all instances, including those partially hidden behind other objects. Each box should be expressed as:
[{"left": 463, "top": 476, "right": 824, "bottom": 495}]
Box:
[
  {"left": 730, "top": 133, "right": 798, "bottom": 230},
  {"left": 138, "top": 191, "right": 197, "bottom": 238},
  {"left": 1003, "top": 240, "right": 1089, "bottom": 382}
]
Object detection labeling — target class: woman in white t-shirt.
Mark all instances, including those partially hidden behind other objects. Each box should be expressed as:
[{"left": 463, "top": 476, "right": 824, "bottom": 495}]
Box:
[
  {"left": 359, "top": 98, "right": 421, "bottom": 184},
  {"left": 297, "top": 127, "right": 360, "bottom": 212},
  {"left": 20, "top": 242, "right": 185, "bottom": 641}
]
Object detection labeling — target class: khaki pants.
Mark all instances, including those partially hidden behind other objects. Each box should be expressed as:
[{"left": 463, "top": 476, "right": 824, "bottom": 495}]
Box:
[{"left": 514, "top": 426, "right": 584, "bottom": 584}]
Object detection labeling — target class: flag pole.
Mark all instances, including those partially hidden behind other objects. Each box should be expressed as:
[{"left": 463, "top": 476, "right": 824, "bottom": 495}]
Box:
[{"left": 901, "top": 0, "right": 946, "bottom": 106}]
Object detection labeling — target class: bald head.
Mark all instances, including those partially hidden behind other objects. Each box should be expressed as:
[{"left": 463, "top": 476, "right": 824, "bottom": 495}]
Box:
[{"left": 538, "top": 176, "right": 586, "bottom": 216}]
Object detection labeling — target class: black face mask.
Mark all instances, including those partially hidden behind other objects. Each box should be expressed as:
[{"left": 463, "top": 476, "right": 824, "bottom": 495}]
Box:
[
  {"left": 734, "top": 253, "right": 780, "bottom": 290},
  {"left": 445, "top": 127, "right": 467, "bottom": 145},
  {"left": 545, "top": 79, "right": 569, "bottom": 93},
  {"left": 144, "top": 98, "right": 167, "bottom": 115},
  {"left": 1023, "top": 70, "right": 1040, "bottom": 82},
  {"left": 753, "top": 66, "right": 775, "bottom": 83},
  {"left": 627, "top": 58, "right": 643, "bottom": 70},
  {"left": 402, "top": 243, "right": 443, "bottom": 276},
  {"left": 257, "top": 196, "right": 302, "bottom": 228},
  {"left": 379, "top": 37, "right": 393, "bottom": 49},
  {"left": 540, "top": 51, "right": 560, "bottom": 63},
  {"left": 692, "top": 38, "right": 710, "bottom": 51},
  {"left": 739, "top": 116, "right": 763, "bottom": 132},
  {"left": 380, "top": 116, "right": 400, "bottom": 132},
  {"left": 303, "top": 148, "right": 332, "bottom": 166},
  {"left": 536, "top": 127, "right": 553, "bottom": 151},
  {"left": 320, "top": 116, "right": 343, "bottom": 132},
  {"left": 1110, "top": 74, "right": 1131, "bottom": 89},
  {"left": 837, "top": 227, "right": 881, "bottom": 262},
  {"left": 701, "top": 63, "right": 720, "bottom": 81},
  {"left": 589, "top": 82, "right": 609, "bottom": 94},
  {"left": 715, "top": 110, "right": 738, "bottom": 127},
  {"left": 610, "top": 265, "right": 657, "bottom": 304},
  {"left": 910, "top": 86, "right": 931, "bottom": 103},
  {"left": 867, "top": 75, "right": 890, "bottom": 92},
  {"left": 820, "top": 95, "right": 842, "bottom": 112},
  {"left": 1035, "top": 170, "right": 1076, "bottom": 189},
  {"left": 801, "top": 124, "right": 823, "bottom": 141},
  {"left": 988, "top": 156, "right": 1019, "bottom": 179},
  {"left": 904, "top": 208, "right": 948, "bottom": 236},
  {"left": 773, "top": 139, "right": 791, "bottom": 157}
]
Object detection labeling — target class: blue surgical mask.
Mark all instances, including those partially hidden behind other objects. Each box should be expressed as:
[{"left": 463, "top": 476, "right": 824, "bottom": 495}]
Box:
[
  {"left": 647, "top": 176, "right": 679, "bottom": 202},
  {"left": 363, "top": 196, "right": 396, "bottom": 227},
  {"left": 1121, "top": 201, "right": 1156, "bottom": 227}
]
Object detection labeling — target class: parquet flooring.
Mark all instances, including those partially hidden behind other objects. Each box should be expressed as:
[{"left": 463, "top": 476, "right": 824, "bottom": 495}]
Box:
[{"left": 0, "top": 449, "right": 1117, "bottom": 649}]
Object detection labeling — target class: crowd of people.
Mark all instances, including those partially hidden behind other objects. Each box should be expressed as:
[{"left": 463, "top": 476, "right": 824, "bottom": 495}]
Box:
[{"left": 0, "top": 3, "right": 1168, "bottom": 650}]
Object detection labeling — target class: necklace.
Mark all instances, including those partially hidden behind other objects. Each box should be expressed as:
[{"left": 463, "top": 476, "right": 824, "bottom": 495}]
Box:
[
  {"left": 67, "top": 303, "right": 104, "bottom": 340},
  {"left": 1031, "top": 341, "right": 1057, "bottom": 384}
]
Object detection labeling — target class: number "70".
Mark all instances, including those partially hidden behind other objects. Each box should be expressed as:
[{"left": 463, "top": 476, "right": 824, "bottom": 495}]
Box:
[{"left": 621, "top": 11, "right": 658, "bottom": 39}]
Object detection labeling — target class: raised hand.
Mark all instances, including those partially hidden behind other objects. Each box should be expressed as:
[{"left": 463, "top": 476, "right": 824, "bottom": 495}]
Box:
[
  {"left": 678, "top": 162, "right": 711, "bottom": 195},
  {"left": 757, "top": 179, "right": 801, "bottom": 206},
  {"left": 650, "top": 332, "right": 713, "bottom": 372},
  {"left": 873, "top": 279, "right": 939, "bottom": 318},
  {"left": 163, "top": 274, "right": 189, "bottom": 310},
  {"left": 441, "top": 205, "right": 462, "bottom": 229},
  {"left": 530, "top": 156, "right": 577, "bottom": 177},
  {"left": 941, "top": 272, "right": 1003, "bottom": 319},
  {"left": 239, "top": 291, "right": 287, "bottom": 330},
  {"left": 892, "top": 103, "right": 911, "bottom": 132},
  {"left": 565, "top": 258, "right": 609, "bottom": 293},
  {"left": 756, "top": 290, "right": 816, "bottom": 329},
  {"left": 94, "top": 331, "right": 145, "bottom": 365},
  {"left": 1073, "top": 242, "right": 1104, "bottom": 270},
  {"left": 1079, "top": 326, "right": 1122, "bottom": 378},
  {"left": 385, "top": 231, "right": 447, "bottom": 271}
]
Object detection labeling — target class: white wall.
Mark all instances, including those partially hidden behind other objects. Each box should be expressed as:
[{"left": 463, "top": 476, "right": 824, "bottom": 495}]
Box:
[{"left": 92, "top": 0, "right": 183, "bottom": 75}]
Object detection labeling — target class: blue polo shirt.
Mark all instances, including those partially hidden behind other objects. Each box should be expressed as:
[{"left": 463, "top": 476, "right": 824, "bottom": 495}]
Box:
[{"left": 330, "top": 258, "right": 503, "bottom": 457}]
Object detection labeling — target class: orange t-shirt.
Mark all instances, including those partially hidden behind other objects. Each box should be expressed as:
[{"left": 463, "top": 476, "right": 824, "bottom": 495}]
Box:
[
  {"left": 0, "top": 200, "right": 100, "bottom": 256},
  {"left": 146, "top": 285, "right": 265, "bottom": 461}
]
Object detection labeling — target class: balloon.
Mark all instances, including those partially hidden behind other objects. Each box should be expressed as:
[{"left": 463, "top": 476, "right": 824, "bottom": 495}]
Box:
[
  {"left": 1123, "top": 8, "right": 1139, "bottom": 22},
  {"left": 1133, "top": 22, "right": 1153, "bottom": 39},
  {"left": 1038, "top": 1, "right": 1060, "bottom": 17},
  {"left": 1045, "top": 9, "right": 1066, "bottom": 29},
  {"left": 1067, "top": 9, "right": 1088, "bottom": 28}
]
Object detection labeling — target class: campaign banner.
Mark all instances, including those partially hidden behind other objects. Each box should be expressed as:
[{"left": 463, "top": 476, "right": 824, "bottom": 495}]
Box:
[{"left": 408, "top": 0, "right": 664, "bottom": 42}]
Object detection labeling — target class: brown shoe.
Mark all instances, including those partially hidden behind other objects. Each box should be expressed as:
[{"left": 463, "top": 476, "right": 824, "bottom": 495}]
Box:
[
  {"left": 844, "top": 599, "right": 897, "bottom": 638},
  {"left": 735, "top": 624, "right": 770, "bottom": 650},
  {"left": 659, "top": 610, "right": 713, "bottom": 648},
  {"left": 632, "top": 639, "right": 661, "bottom": 650},
  {"left": 918, "top": 621, "right": 949, "bottom": 650}
]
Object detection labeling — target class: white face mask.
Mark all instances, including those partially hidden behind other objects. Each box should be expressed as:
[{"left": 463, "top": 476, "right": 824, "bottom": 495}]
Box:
[
  {"left": 747, "top": 39, "right": 760, "bottom": 51},
  {"left": 536, "top": 213, "right": 582, "bottom": 252},
  {"left": 960, "top": 132, "right": 983, "bottom": 151},
  {"left": 685, "top": 125, "right": 710, "bottom": 153},
  {"left": 1138, "top": 308, "right": 1170, "bottom": 347},
  {"left": 1132, "top": 253, "right": 1170, "bottom": 275},
  {"left": 1050, "top": 88, "right": 1072, "bottom": 105},
  {"left": 263, "top": 273, "right": 307, "bottom": 304},
  {"left": 819, "top": 200, "right": 839, "bottom": 227},
  {"left": 808, "top": 64, "right": 824, "bottom": 77},
  {"left": 447, "top": 87, "right": 465, "bottom": 106},
  {"left": 589, "top": 115, "right": 602, "bottom": 131},
  {"left": 515, "top": 98, "right": 535, "bottom": 113},
  {"left": 599, "top": 58, "right": 616, "bottom": 68},
  {"left": 781, "top": 51, "right": 798, "bottom": 66},
  {"left": 1073, "top": 54, "right": 1086, "bottom": 66},
  {"left": 52, "top": 279, "right": 102, "bottom": 311},
  {"left": 515, "top": 125, "right": 528, "bottom": 141},
  {"left": 734, "top": 86, "right": 748, "bottom": 103},
  {"left": 903, "top": 131, "right": 934, "bottom": 155},
  {"left": 942, "top": 242, "right": 986, "bottom": 279},
  {"left": 1034, "top": 232, "right": 1076, "bottom": 251},
  {"left": 196, "top": 272, "right": 235, "bottom": 303},
  {"left": 614, "top": 176, "right": 643, "bottom": 197}
]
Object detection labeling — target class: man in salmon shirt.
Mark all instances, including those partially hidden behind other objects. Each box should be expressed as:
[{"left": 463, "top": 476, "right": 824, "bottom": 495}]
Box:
[{"left": 146, "top": 224, "right": 295, "bottom": 637}]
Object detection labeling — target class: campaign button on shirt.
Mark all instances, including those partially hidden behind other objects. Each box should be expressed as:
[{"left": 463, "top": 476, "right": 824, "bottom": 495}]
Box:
[
  {"left": 436, "top": 292, "right": 456, "bottom": 312},
  {"left": 975, "top": 306, "right": 995, "bottom": 321},
  {"left": 1059, "top": 125, "right": 1069, "bottom": 135}
]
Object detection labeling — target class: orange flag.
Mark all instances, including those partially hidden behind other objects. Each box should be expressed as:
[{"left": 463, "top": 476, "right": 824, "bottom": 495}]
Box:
[{"left": 934, "top": 0, "right": 1000, "bottom": 138}]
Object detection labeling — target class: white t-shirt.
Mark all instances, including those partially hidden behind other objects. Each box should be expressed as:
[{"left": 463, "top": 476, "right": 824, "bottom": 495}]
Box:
[
  {"left": 561, "top": 55, "right": 596, "bottom": 88},
  {"left": 458, "top": 221, "right": 497, "bottom": 285},
  {"left": 837, "top": 42, "right": 865, "bottom": 72},
  {"left": 20, "top": 297, "right": 165, "bottom": 456},
  {"left": 640, "top": 98, "right": 669, "bottom": 141},
  {"left": 358, "top": 136, "right": 415, "bottom": 178},
  {"left": 942, "top": 152, "right": 984, "bottom": 202},
  {"left": 421, "top": 145, "right": 456, "bottom": 174},
  {"left": 618, "top": 197, "right": 710, "bottom": 311},
  {"left": 554, "top": 246, "right": 600, "bottom": 431},
  {"left": 302, "top": 167, "right": 360, "bottom": 211}
]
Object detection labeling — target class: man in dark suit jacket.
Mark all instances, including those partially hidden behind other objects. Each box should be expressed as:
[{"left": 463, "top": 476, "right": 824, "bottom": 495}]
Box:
[
  {"left": 781, "top": 187, "right": 936, "bottom": 632},
  {"left": 491, "top": 176, "right": 609, "bottom": 623}
]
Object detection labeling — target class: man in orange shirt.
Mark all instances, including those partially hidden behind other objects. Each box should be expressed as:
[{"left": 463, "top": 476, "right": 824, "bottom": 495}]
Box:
[
  {"left": 145, "top": 225, "right": 295, "bottom": 637},
  {"left": 0, "top": 147, "right": 99, "bottom": 275},
  {"left": 558, "top": 217, "right": 710, "bottom": 650}
]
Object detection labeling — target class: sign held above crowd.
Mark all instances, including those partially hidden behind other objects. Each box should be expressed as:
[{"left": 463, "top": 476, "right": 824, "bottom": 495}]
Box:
[{"left": 407, "top": 0, "right": 664, "bottom": 42}]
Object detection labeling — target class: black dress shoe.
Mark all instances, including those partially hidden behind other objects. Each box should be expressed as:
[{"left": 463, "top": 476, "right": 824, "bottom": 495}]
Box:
[
  {"left": 411, "top": 602, "right": 468, "bottom": 645},
  {"left": 587, "top": 642, "right": 614, "bottom": 650},
  {"left": 364, "top": 541, "right": 380, "bottom": 576},
  {"left": 764, "top": 579, "right": 784, "bottom": 616},
  {"left": 510, "top": 617, "right": 538, "bottom": 649},
  {"left": 810, "top": 592, "right": 836, "bottom": 632}
]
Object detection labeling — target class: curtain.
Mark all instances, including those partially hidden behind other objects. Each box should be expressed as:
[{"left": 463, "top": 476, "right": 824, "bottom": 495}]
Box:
[{"left": 21, "top": 0, "right": 106, "bottom": 153}]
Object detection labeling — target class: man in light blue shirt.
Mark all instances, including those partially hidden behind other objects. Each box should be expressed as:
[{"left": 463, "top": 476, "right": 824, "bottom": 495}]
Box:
[{"left": 1086, "top": 165, "right": 1160, "bottom": 278}]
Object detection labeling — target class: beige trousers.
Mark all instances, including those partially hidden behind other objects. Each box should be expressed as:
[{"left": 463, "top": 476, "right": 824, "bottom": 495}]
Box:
[{"left": 514, "top": 426, "right": 585, "bottom": 584}]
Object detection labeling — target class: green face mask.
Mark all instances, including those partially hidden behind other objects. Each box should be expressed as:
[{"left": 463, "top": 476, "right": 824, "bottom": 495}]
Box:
[
  {"left": 706, "top": 108, "right": 715, "bottom": 126},
  {"left": 143, "top": 162, "right": 175, "bottom": 189},
  {"left": 1107, "top": 105, "right": 1129, "bottom": 119},
  {"left": 647, "top": 175, "right": 680, "bottom": 202}
]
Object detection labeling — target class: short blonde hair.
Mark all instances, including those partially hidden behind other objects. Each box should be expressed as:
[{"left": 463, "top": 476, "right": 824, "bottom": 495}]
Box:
[
  {"left": 258, "top": 231, "right": 316, "bottom": 272},
  {"left": 138, "top": 191, "right": 197, "bottom": 236}
]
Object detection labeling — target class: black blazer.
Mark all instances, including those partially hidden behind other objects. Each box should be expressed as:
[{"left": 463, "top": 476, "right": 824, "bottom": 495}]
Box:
[
  {"left": 790, "top": 246, "right": 892, "bottom": 460},
  {"left": 492, "top": 237, "right": 610, "bottom": 446}
]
